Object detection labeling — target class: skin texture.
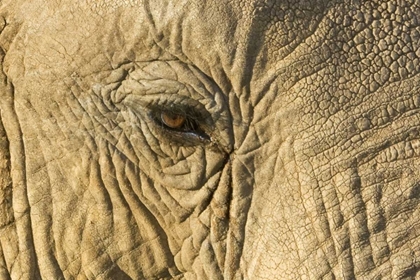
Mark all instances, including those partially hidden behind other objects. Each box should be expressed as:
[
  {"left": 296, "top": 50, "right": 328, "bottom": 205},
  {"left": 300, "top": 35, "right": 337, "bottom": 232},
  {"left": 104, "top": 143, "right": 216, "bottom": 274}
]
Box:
[{"left": 0, "top": 0, "right": 420, "bottom": 279}]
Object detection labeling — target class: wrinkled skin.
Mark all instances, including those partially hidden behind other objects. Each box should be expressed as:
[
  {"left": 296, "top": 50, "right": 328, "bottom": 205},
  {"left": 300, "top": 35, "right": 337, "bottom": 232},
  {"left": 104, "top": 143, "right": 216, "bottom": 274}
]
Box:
[{"left": 0, "top": 0, "right": 420, "bottom": 279}]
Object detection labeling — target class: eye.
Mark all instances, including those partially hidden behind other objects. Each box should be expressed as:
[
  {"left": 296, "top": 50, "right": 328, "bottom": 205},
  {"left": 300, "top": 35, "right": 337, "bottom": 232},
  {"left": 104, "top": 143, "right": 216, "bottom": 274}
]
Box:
[
  {"left": 160, "top": 111, "right": 186, "bottom": 129},
  {"left": 152, "top": 108, "right": 211, "bottom": 143}
]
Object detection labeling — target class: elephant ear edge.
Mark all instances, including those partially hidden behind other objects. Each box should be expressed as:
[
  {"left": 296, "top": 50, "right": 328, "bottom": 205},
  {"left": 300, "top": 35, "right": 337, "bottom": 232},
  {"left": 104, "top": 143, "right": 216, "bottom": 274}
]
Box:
[
  {"left": 0, "top": 40, "right": 14, "bottom": 277},
  {"left": 0, "top": 6, "right": 42, "bottom": 274},
  {"left": 0, "top": 0, "right": 20, "bottom": 235},
  {"left": 0, "top": 89, "right": 13, "bottom": 279}
]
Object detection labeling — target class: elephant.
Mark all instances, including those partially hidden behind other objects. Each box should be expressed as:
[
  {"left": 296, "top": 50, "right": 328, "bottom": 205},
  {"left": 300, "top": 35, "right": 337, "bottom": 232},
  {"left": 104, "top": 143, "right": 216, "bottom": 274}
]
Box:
[{"left": 0, "top": 0, "right": 420, "bottom": 278}]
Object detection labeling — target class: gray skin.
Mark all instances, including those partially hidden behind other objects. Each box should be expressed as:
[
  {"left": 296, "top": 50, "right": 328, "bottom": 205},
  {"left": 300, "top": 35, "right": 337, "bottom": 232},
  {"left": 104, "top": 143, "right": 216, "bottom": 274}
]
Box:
[{"left": 0, "top": 0, "right": 420, "bottom": 279}]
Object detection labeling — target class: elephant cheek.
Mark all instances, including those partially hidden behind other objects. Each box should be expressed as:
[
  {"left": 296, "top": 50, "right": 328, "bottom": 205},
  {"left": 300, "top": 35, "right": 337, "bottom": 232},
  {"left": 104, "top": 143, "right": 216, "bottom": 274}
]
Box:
[
  {"left": 238, "top": 136, "right": 309, "bottom": 279},
  {"left": 240, "top": 134, "right": 420, "bottom": 278},
  {"left": 239, "top": 135, "right": 345, "bottom": 279}
]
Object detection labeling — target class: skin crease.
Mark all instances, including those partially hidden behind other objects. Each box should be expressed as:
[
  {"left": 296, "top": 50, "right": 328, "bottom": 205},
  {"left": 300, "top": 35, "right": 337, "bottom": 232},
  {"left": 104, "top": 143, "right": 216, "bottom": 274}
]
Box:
[{"left": 0, "top": 0, "right": 420, "bottom": 279}]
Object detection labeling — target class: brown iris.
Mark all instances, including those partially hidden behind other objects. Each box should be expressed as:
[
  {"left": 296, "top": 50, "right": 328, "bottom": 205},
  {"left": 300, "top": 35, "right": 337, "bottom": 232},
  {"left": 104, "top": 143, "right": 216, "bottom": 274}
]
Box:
[{"left": 160, "top": 111, "right": 186, "bottom": 129}]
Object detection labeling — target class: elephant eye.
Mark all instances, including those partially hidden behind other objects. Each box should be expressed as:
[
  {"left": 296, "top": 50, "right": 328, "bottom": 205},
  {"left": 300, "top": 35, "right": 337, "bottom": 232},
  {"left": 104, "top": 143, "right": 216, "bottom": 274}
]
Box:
[
  {"left": 152, "top": 108, "right": 211, "bottom": 143},
  {"left": 160, "top": 111, "right": 186, "bottom": 129}
]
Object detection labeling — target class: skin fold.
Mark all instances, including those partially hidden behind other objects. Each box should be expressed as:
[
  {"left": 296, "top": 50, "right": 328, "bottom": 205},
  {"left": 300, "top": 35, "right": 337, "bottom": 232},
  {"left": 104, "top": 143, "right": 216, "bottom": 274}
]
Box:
[{"left": 0, "top": 0, "right": 419, "bottom": 279}]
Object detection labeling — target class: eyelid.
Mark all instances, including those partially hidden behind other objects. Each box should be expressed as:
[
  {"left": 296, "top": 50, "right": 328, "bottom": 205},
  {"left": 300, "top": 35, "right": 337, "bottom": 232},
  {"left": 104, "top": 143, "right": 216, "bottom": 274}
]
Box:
[
  {"left": 123, "top": 94, "right": 213, "bottom": 144},
  {"left": 123, "top": 91, "right": 212, "bottom": 123},
  {"left": 112, "top": 61, "right": 232, "bottom": 151},
  {"left": 147, "top": 103, "right": 208, "bottom": 121}
]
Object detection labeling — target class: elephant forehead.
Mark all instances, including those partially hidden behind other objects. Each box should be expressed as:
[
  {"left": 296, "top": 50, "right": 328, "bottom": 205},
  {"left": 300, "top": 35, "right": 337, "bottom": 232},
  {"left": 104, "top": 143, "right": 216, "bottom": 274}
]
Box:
[
  {"left": 139, "top": 0, "right": 329, "bottom": 97},
  {"left": 6, "top": 1, "right": 420, "bottom": 144},
  {"left": 5, "top": 0, "right": 420, "bottom": 154},
  {"left": 1, "top": 0, "right": 307, "bottom": 150},
  {"left": 5, "top": 0, "right": 325, "bottom": 84}
]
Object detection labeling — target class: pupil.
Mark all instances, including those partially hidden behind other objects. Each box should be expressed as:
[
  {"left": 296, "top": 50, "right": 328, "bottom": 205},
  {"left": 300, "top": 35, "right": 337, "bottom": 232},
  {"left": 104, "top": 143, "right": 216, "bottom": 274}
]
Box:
[{"left": 161, "top": 112, "right": 186, "bottom": 128}]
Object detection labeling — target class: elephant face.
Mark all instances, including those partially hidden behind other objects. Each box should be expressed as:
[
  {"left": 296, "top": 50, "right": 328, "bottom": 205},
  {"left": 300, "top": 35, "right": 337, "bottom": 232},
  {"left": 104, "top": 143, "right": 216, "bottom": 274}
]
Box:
[{"left": 1, "top": 0, "right": 420, "bottom": 279}]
